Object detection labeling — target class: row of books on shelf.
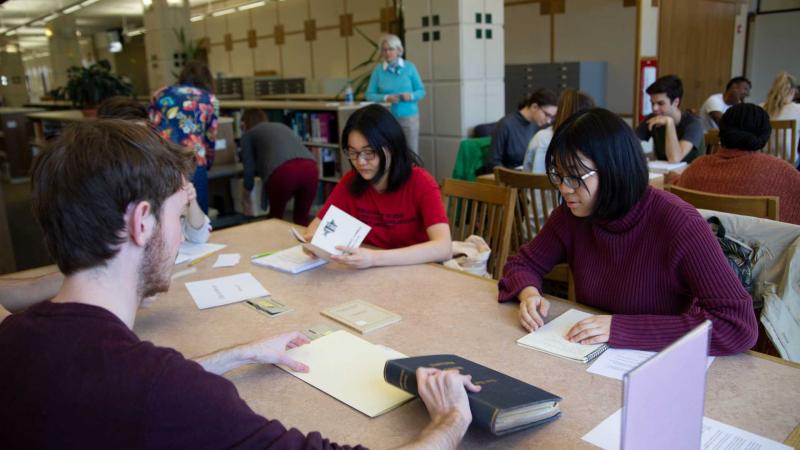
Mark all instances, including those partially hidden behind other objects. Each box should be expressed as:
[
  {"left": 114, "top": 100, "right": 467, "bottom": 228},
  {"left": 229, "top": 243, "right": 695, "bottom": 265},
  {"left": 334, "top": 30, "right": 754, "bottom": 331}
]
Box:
[{"left": 290, "top": 111, "right": 336, "bottom": 144}]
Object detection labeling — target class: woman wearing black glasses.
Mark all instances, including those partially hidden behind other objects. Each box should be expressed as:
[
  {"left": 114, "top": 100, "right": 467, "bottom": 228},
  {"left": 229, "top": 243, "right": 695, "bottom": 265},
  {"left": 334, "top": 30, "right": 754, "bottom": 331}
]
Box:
[
  {"left": 304, "top": 104, "right": 452, "bottom": 269},
  {"left": 498, "top": 108, "right": 757, "bottom": 356}
]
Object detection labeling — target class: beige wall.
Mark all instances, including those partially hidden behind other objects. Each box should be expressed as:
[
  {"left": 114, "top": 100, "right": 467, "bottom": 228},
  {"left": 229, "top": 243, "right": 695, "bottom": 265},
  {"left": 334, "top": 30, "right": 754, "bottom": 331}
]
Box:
[
  {"left": 504, "top": 0, "right": 636, "bottom": 115},
  {"left": 191, "top": 0, "right": 391, "bottom": 92}
]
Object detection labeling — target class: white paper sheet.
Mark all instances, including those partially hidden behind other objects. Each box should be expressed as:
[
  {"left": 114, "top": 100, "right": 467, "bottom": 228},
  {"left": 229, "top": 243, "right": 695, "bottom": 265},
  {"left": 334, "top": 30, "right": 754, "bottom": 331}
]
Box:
[
  {"left": 252, "top": 245, "right": 327, "bottom": 274},
  {"left": 278, "top": 330, "right": 413, "bottom": 417},
  {"left": 185, "top": 272, "right": 269, "bottom": 309},
  {"left": 648, "top": 160, "right": 688, "bottom": 173},
  {"left": 587, "top": 348, "right": 715, "bottom": 381},
  {"left": 582, "top": 409, "right": 791, "bottom": 450},
  {"left": 175, "top": 242, "right": 226, "bottom": 265},
  {"left": 212, "top": 253, "right": 241, "bottom": 268}
]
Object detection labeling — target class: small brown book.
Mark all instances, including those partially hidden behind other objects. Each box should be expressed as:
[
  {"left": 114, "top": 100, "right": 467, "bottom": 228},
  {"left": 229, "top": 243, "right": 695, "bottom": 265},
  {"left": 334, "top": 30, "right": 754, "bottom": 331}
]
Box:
[{"left": 321, "top": 300, "right": 401, "bottom": 334}]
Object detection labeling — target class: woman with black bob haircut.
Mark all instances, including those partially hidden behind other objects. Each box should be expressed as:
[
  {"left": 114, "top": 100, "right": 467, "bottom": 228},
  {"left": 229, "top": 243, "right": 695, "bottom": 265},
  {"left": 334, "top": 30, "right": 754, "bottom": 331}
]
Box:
[
  {"left": 497, "top": 108, "right": 757, "bottom": 356},
  {"left": 304, "top": 104, "right": 452, "bottom": 269}
]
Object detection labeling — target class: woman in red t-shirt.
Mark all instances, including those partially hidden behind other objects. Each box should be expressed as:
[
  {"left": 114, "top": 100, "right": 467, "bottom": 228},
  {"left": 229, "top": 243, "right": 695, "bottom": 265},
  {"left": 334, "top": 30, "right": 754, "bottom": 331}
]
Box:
[{"left": 304, "top": 105, "right": 451, "bottom": 268}]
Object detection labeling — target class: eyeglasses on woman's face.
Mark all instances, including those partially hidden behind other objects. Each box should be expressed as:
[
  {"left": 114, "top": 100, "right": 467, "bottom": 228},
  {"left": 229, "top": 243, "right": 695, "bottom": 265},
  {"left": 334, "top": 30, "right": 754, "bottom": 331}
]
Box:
[
  {"left": 547, "top": 169, "right": 597, "bottom": 190},
  {"left": 345, "top": 147, "right": 378, "bottom": 162}
]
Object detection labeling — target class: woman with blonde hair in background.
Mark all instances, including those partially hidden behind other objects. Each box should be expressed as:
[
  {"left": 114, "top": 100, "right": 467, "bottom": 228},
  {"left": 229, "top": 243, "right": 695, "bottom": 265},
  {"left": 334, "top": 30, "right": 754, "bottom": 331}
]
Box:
[{"left": 762, "top": 71, "right": 800, "bottom": 166}]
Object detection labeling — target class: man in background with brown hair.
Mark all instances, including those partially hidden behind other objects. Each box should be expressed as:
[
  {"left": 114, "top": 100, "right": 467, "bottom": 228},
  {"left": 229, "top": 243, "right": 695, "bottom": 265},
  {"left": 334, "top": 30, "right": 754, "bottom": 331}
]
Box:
[{"left": 0, "top": 120, "right": 479, "bottom": 450}]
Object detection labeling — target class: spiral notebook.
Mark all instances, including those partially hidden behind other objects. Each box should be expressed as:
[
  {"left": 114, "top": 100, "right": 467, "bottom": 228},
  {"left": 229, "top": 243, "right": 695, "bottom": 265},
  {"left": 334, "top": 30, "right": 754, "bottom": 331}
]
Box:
[{"left": 516, "top": 309, "right": 608, "bottom": 363}]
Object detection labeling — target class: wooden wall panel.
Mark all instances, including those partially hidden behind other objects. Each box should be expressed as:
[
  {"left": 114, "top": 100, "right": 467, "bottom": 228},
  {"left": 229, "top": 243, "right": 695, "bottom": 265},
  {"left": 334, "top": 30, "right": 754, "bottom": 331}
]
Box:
[
  {"left": 206, "top": 15, "right": 228, "bottom": 43},
  {"left": 312, "top": 29, "right": 348, "bottom": 78},
  {"left": 281, "top": 34, "right": 313, "bottom": 78},
  {"left": 207, "top": 44, "right": 230, "bottom": 75},
  {"left": 250, "top": 2, "right": 278, "bottom": 34},
  {"left": 658, "top": 0, "right": 736, "bottom": 110},
  {"left": 347, "top": 23, "right": 382, "bottom": 78},
  {"left": 277, "top": 0, "right": 309, "bottom": 31},
  {"left": 227, "top": 9, "right": 250, "bottom": 40},
  {"left": 309, "top": 0, "right": 343, "bottom": 28},
  {"left": 348, "top": 0, "right": 389, "bottom": 22},
  {"left": 253, "top": 37, "right": 281, "bottom": 74},
  {"left": 229, "top": 42, "right": 254, "bottom": 77}
]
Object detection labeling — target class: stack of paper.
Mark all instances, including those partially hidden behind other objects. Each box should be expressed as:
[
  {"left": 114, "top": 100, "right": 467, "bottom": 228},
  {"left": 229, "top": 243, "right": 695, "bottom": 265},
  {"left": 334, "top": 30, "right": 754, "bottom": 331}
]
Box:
[
  {"left": 278, "top": 330, "right": 414, "bottom": 417},
  {"left": 185, "top": 272, "right": 270, "bottom": 309},
  {"left": 517, "top": 309, "right": 608, "bottom": 363},
  {"left": 582, "top": 409, "right": 792, "bottom": 450},
  {"left": 647, "top": 160, "right": 687, "bottom": 173},
  {"left": 252, "top": 245, "right": 327, "bottom": 274},
  {"left": 175, "top": 242, "right": 226, "bottom": 265}
]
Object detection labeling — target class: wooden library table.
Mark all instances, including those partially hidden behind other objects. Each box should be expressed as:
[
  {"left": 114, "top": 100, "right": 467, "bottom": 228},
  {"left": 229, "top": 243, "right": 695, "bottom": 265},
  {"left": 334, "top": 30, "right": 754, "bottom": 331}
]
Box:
[{"left": 126, "top": 219, "right": 799, "bottom": 449}]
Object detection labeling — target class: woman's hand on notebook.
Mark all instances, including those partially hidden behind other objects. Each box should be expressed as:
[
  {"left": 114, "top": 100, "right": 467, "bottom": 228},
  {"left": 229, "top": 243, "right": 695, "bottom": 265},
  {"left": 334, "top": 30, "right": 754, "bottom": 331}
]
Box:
[
  {"left": 566, "top": 315, "right": 612, "bottom": 345},
  {"left": 518, "top": 287, "right": 550, "bottom": 332}
]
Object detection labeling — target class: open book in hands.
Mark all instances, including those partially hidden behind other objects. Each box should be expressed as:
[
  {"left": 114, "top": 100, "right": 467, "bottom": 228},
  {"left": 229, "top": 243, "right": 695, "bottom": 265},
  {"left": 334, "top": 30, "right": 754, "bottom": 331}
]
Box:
[{"left": 290, "top": 205, "right": 371, "bottom": 260}]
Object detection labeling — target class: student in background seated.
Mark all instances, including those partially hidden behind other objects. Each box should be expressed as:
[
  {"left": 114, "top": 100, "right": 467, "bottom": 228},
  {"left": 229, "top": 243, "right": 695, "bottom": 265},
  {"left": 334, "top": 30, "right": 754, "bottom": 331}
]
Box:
[
  {"left": 98, "top": 95, "right": 210, "bottom": 243},
  {"left": 523, "top": 89, "right": 595, "bottom": 173},
  {"left": 0, "top": 120, "right": 479, "bottom": 450},
  {"left": 488, "top": 89, "right": 558, "bottom": 170},
  {"left": 698, "top": 76, "right": 751, "bottom": 131},
  {"left": 498, "top": 108, "right": 757, "bottom": 356},
  {"left": 304, "top": 104, "right": 452, "bottom": 269},
  {"left": 636, "top": 75, "right": 705, "bottom": 164},
  {"left": 762, "top": 71, "right": 800, "bottom": 166},
  {"left": 239, "top": 108, "right": 318, "bottom": 225},
  {"left": 677, "top": 103, "right": 800, "bottom": 225}
]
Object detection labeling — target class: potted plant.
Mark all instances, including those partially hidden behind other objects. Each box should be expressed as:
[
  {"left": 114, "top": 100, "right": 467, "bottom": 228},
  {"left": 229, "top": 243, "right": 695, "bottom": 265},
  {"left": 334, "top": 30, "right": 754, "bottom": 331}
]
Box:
[{"left": 65, "top": 59, "right": 133, "bottom": 116}]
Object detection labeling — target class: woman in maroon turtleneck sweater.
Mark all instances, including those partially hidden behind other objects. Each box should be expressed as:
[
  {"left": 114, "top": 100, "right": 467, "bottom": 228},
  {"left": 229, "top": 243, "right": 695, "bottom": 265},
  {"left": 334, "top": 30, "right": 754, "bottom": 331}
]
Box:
[{"left": 498, "top": 108, "right": 757, "bottom": 356}]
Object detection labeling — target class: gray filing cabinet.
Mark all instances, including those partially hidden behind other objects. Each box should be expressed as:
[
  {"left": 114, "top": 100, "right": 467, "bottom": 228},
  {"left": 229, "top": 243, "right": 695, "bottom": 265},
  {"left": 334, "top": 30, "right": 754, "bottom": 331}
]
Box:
[{"left": 504, "top": 61, "right": 606, "bottom": 114}]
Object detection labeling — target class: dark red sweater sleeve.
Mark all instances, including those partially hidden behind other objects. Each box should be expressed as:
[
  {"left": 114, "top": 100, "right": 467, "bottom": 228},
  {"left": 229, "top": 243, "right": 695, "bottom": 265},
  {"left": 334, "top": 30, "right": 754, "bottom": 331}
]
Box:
[
  {"left": 608, "top": 210, "right": 758, "bottom": 356},
  {"left": 497, "top": 206, "right": 569, "bottom": 302},
  {"left": 146, "top": 351, "right": 366, "bottom": 450}
]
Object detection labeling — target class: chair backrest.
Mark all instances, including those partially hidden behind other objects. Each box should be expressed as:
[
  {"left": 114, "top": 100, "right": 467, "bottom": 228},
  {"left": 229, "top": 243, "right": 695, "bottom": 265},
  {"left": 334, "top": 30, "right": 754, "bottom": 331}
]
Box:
[
  {"left": 665, "top": 185, "right": 779, "bottom": 221},
  {"left": 442, "top": 178, "right": 516, "bottom": 279},
  {"left": 704, "top": 129, "right": 720, "bottom": 155},
  {"left": 763, "top": 119, "right": 797, "bottom": 164},
  {"left": 493, "top": 167, "right": 561, "bottom": 252}
]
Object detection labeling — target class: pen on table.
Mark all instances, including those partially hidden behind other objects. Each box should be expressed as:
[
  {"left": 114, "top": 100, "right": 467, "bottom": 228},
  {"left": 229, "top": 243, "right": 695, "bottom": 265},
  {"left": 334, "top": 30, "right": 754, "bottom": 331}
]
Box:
[
  {"left": 188, "top": 252, "right": 216, "bottom": 267},
  {"left": 250, "top": 251, "right": 273, "bottom": 260}
]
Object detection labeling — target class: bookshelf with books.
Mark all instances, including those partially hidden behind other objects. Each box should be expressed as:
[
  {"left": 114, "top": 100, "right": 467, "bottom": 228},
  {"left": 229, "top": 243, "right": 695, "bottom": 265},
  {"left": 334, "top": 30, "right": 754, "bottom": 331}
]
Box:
[{"left": 218, "top": 100, "right": 372, "bottom": 189}]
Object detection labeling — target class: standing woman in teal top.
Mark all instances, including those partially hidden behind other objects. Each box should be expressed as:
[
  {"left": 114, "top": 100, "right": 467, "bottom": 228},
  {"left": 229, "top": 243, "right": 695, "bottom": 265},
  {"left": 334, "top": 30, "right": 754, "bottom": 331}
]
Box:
[{"left": 366, "top": 34, "right": 425, "bottom": 155}]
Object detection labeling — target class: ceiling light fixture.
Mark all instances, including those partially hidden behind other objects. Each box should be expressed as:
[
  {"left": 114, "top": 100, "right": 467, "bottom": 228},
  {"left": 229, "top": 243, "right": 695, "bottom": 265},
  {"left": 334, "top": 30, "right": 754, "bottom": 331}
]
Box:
[
  {"left": 126, "top": 28, "right": 145, "bottom": 37},
  {"left": 190, "top": 15, "right": 205, "bottom": 22},
  {"left": 81, "top": 0, "right": 100, "bottom": 6},
  {"left": 238, "top": 1, "right": 266, "bottom": 11},
  {"left": 43, "top": 14, "right": 60, "bottom": 23},
  {"left": 211, "top": 8, "right": 236, "bottom": 17},
  {"left": 62, "top": 4, "right": 83, "bottom": 14}
]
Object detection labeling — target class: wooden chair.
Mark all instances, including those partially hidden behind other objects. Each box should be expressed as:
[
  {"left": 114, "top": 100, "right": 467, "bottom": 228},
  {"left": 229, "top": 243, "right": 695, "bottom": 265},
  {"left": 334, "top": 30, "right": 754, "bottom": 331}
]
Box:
[
  {"left": 664, "top": 185, "right": 779, "bottom": 221},
  {"left": 704, "top": 129, "right": 720, "bottom": 155},
  {"left": 441, "top": 178, "right": 516, "bottom": 279},
  {"left": 494, "top": 167, "right": 575, "bottom": 301},
  {"left": 763, "top": 119, "right": 797, "bottom": 164}
]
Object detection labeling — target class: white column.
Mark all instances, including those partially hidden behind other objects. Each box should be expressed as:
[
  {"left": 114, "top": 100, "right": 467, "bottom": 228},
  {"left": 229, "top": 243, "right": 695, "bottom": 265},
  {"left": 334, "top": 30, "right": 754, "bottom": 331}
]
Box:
[
  {"left": 47, "top": 15, "right": 82, "bottom": 89},
  {"left": 143, "top": 0, "right": 192, "bottom": 91}
]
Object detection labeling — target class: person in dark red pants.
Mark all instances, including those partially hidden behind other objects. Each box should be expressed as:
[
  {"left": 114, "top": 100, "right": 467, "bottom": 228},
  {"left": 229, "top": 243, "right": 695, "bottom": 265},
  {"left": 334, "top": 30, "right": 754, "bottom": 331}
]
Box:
[{"left": 240, "top": 109, "right": 318, "bottom": 225}]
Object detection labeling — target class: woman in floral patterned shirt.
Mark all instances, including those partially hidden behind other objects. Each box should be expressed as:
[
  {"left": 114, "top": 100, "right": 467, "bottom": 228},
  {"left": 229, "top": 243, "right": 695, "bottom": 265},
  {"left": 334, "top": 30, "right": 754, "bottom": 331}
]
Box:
[{"left": 149, "top": 61, "right": 219, "bottom": 213}]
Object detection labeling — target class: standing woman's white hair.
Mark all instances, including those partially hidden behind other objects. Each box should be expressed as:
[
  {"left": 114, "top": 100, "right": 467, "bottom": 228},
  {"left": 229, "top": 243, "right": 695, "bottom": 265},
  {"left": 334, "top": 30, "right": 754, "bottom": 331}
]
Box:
[
  {"left": 380, "top": 34, "right": 404, "bottom": 58},
  {"left": 366, "top": 33, "right": 425, "bottom": 155}
]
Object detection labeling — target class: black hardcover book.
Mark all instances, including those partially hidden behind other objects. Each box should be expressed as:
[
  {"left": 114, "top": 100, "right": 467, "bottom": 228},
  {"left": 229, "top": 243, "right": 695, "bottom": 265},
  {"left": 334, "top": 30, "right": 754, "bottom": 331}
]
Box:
[{"left": 384, "top": 354, "right": 561, "bottom": 436}]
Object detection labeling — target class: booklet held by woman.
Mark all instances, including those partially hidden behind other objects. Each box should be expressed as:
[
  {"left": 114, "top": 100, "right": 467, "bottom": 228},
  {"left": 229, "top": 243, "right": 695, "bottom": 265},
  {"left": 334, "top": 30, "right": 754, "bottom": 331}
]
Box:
[{"left": 290, "top": 205, "right": 371, "bottom": 259}]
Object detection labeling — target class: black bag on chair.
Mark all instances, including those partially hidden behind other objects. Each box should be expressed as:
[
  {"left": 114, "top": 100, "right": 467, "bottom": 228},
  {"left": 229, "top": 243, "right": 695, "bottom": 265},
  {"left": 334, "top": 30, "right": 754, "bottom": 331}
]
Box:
[{"left": 707, "top": 216, "right": 760, "bottom": 307}]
